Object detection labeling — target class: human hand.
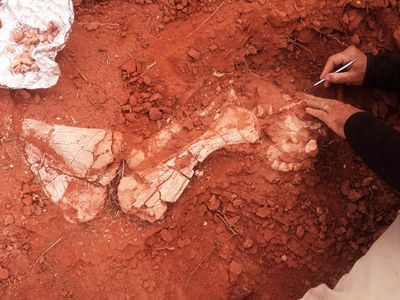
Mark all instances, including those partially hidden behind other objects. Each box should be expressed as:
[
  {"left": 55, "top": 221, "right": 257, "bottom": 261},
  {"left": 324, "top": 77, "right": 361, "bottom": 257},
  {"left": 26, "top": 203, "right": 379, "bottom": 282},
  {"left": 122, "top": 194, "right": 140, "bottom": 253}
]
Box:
[
  {"left": 320, "top": 46, "right": 367, "bottom": 87},
  {"left": 304, "top": 95, "right": 363, "bottom": 139}
]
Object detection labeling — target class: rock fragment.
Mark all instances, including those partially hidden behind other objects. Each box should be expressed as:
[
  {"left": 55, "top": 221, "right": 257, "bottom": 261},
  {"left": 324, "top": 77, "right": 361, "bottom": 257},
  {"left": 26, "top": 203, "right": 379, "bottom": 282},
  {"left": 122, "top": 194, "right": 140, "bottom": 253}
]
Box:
[
  {"left": 187, "top": 49, "right": 201, "bottom": 60},
  {"left": 229, "top": 261, "right": 242, "bottom": 276},
  {"left": 0, "top": 267, "right": 9, "bottom": 280},
  {"left": 3, "top": 215, "right": 14, "bottom": 226}
]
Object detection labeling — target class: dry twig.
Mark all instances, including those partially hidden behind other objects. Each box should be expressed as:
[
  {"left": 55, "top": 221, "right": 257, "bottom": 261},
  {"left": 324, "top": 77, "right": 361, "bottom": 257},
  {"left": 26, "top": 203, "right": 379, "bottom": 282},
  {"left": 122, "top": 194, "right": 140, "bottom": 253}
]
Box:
[
  {"left": 184, "top": 234, "right": 234, "bottom": 291},
  {"left": 186, "top": 1, "right": 225, "bottom": 38},
  {"left": 34, "top": 237, "right": 63, "bottom": 265},
  {"left": 216, "top": 211, "right": 237, "bottom": 235},
  {"left": 286, "top": 36, "right": 315, "bottom": 61}
]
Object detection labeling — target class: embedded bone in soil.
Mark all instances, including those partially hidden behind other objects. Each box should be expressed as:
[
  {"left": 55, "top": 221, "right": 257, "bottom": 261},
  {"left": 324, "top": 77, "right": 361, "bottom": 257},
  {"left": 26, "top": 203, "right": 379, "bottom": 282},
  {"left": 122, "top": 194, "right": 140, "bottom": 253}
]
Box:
[
  {"left": 266, "top": 115, "right": 319, "bottom": 172},
  {"left": 11, "top": 21, "right": 59, "bottom": 46},
  {"left": 10, "top": 49, "right": 40, "bottom": 74},
  {"left": 22, "top": 119, "right": 122, "bottom": 222},
  {"left": 118, "top": 106, "right": 260, "bottom": 222}
]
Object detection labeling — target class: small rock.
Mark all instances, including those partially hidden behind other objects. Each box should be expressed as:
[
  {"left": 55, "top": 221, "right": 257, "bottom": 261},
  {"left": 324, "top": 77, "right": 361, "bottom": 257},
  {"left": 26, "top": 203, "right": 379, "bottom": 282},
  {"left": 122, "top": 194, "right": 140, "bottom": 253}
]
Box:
[
  {"left": 182, "top": 118, "right": 194, "bottom": 130},
  {"left": 243, "top": 238, "right": 253, "bottom": 249},
  {"left": 340, "top": 180, "right": 351, "bottom": 196},
  {"left": 229, "top": 261, "right": 242, "bottom": 276},
  {"left": 0, "top": 267, "right": 9, "bottom": 280},
  {"left": 121, "top": 60, "right": 137, "bottom": 74},
  {"left": 281, "top": 254, "right": 288, "bottom": 262},
  {"left": 19, "top": 89, "right": 31, "bottom": 100},
  {"left": 207, "top": 195, "right": 220, "bottom": 211},
  {"left": 362, "top": 177, "right": 374, "bottom": 187},
  {"left": 209, "top": 44, "right": 218, "bottom": 51},
  {"left": 3, "top": 215, "right": 14, "bottom": 226},
  {"left": 149, "top": 108, "right": 163, "bottom": 121},
  {"left": 86, "top": 21, "right": 100, "bottom": 31},
  {"left": 160, "top": 229, "right": 173, "bottom": 242},
  {"left": 177, "top": 238, "right": 191, "bottom": 248},
  {"left": 347, "top": 189, "right": 363, "bottom": 202},
  {"left": 347, "top": 203, "right": 358, "bottom": 214},
  {"left": 264, "top": 229, "right": 274, "bottom": 242},
  {"left": 256, "top": 206, "right": 270, "bottom": 218},
  {"left": 295, "top": 225, "right": 305, "bottom": 238},
  {"left": 121, "top": 104, "right": 132, "bottom": 112},
  {"left": 142, "top": 75, "right": 152, "bottom": 85},
  {"left": 187, "top": 49, "right": 201, "bottom": 60},
  {"left": 129, "top": 95, "right": 138, "bottom": 106},
  {"left": 149, "top": 93, "right": 162, "bottom": 102}
]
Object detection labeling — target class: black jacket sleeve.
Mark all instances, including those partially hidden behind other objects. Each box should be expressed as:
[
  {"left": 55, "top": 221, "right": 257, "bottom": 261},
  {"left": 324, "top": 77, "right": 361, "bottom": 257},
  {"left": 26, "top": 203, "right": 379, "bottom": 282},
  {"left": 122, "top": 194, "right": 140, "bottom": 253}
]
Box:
[
  {"left": 344, "top": 112, "right": 400, "bottom": 192},
  {"left": 363, "top": 53, "right": 400, "bottom": 92}
]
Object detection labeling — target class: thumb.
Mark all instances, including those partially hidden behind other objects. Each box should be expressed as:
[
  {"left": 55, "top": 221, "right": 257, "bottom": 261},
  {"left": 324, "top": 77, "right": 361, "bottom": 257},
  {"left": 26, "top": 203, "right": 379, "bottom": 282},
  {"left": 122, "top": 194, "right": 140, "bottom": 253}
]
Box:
[
  {"left": 325, "top": 72, "right": 352, "bottom": 84},
  {"left": 305, "top": 107, "right": 328, "bottom": 123}
]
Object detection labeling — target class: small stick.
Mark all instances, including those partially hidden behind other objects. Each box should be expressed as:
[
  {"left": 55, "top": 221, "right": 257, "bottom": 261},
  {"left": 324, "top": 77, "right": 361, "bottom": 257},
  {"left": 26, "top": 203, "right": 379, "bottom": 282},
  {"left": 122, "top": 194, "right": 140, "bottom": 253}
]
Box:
[
  {"left": 184, "top": 234, "right": 234, "bottom": 291},
  {"left": 286, "top": 36, "right": 315, "bottom": 61},
  {"left": 186, "top": 1, "right": 225, "bottom": 38},
  {"left": 74, "top": 66, "right": 89, "bottom": 83},
  {"left": 293, "top": 0, "right": 305, "bottom": 11},
  {"left": 216, "top": 211, "right": 237, "bottom": 235},
  {"left": 34, "top": 237, "right": 63, "bottom": 265},
  {"left": 140, "top": 61, "right": 157, "bottom": 77}
]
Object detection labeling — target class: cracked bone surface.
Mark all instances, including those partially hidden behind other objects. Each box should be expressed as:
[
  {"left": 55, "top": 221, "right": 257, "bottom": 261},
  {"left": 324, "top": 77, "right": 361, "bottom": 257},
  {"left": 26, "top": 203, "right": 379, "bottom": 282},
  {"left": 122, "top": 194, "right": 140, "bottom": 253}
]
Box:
[
  {"left": 22, "top": 119, "right": 122, "bottom": 222},
  {"left": 118, "top": 105, "right": 260, "bottom": 222}
]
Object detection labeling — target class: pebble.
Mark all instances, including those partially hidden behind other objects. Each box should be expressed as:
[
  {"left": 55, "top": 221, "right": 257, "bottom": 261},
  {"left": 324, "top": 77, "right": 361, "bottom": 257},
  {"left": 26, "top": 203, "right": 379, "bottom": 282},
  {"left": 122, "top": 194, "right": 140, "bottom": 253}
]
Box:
[
  {"left": 362, "top": 177, "right": 374, "bottom": 187},
  {"left": 149, "top": 107, "right": 163, "bottom": 121},
  {"left": 256, "top": 206, "right": 270, "bottom": 218},
  {"left": 295, "top": 225, "right": 305, "bottom": 238},
  {"left": 149, "top": 93, "right": 162, "bottom": 102},
  {"left": 347, "top": 203, "right": 358, "bottom": 214},
  {"left": 243, "top": 238, "right": 254, "bottom": 249},
  {"left": 19, "top": 89, "right": 31, "bottom": 100},
  {"left": 160, "top": 229, "right": 173, "bottom": 242},
  {"left": 229, "top": 261, "right": 242, "bottom": 276},
  {"left": 177, "top": 238, "right": 191, "bottom": 248},
  {"left": 86, "top": 21, "right": 100, "bottom": 31},
  {"left": 187, "top": 49, "right": 201, "bottom": 60},
  {"left": 207, "top": 195, "right": 220, "bottom": 211},
  {"left": 347, "top": 189, "right": 363, "bottom": 202},
  {"left": 340, "top": 180, "right": 350, "bottom": 196},
  {"left": 264, "top": 229, "right": 274, "bottom": 242},
  {"left": 3, "top": 215, "right": 14, "bottom": 226},
  {"left": 0, "top": 267, "right": 9, "bottom": 280}
]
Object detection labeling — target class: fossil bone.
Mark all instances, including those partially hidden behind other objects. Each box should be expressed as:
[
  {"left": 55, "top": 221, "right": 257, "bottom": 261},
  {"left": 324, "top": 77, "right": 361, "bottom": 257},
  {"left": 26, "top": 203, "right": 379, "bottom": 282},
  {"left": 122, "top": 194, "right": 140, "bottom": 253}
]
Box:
[
  {"left": 22, "top": 119, "right": 122, "bottom": 222},
  {"left": 117, "top": 105, "right": 260, "bottom": 222}
]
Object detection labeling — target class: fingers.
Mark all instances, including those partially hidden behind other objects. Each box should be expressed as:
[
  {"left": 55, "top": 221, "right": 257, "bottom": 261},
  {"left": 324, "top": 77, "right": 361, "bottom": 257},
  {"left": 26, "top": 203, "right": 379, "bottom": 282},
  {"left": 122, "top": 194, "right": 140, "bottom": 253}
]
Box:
[
  {"left": 304, "top": 97, "right": 330, "bottom": 110},
  {"left": 320, "top": 52, "right": 348, "bottom": 80},
  {"left": 325, "top": 72, "right": 352, "bottom": 84},
  {"left": 305, "top": 107, "right": 328, "bottom": 122}
]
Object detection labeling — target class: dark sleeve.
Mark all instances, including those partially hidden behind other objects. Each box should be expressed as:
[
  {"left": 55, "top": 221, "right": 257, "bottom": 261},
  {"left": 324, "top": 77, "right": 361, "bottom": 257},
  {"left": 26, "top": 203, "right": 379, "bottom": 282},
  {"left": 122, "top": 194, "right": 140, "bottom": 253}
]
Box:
[
  {"left": 344, "top": 112, "right": 400, "bottom": 192},
  {"left": 363, "top": 53, "right": 400, "bottom": 92}
]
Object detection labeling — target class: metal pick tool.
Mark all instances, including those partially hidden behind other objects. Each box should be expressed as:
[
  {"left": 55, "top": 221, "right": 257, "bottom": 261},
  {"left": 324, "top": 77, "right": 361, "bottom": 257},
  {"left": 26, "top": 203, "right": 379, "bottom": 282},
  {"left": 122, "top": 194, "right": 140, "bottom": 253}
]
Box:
[{"left": 313, "top": 58, "right": 358, "bottom": 88}]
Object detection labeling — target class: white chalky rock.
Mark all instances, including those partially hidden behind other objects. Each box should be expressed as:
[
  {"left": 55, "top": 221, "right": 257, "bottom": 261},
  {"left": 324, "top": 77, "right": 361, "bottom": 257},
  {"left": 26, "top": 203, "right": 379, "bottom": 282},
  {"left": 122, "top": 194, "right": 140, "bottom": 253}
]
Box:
[
  {"left": 118, "top": 105, "right": 260, "bottom": 222},
  {"left": 22, "top": 119, "right": 121, "bottom": 222}
]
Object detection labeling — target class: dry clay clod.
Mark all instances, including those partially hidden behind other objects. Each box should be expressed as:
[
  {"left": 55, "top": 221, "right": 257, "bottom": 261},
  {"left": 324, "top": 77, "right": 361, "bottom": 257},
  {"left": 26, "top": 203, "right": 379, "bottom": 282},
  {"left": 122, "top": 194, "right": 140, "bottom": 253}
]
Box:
[
  {"left": 118, "top": 106, "right": 260, "bottom": 222},
  {"left": 22, "top": 119, "right": 122, "bottom": 222}
]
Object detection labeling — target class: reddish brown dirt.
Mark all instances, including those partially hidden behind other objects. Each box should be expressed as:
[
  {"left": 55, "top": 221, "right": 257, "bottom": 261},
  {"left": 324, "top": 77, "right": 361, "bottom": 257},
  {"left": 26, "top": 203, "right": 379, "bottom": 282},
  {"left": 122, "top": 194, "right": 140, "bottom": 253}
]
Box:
[{"left": 1, "top": 0, "right": 400, "bottom": 299}]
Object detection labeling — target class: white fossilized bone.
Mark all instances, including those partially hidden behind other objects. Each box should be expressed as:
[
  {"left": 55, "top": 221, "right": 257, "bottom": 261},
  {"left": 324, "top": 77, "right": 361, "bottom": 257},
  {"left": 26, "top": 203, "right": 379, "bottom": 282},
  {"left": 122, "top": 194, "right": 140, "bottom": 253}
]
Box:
[
  {"left": 117, "top": 105, "right": 260, "bottom": 222},
  {"left": 22, "top": 119, "right": 122, "bottom": 222},
  {"left": 266, "top": 115, "right": 320, "bottom": 172}
]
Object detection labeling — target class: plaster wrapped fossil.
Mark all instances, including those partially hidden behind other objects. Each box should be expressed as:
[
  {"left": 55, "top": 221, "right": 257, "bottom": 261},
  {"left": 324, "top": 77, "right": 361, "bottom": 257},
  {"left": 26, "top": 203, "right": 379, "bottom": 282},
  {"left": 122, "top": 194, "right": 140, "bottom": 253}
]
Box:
[{"left": 0, "top": 0, "right": 74, "bottom": 89}]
